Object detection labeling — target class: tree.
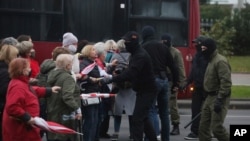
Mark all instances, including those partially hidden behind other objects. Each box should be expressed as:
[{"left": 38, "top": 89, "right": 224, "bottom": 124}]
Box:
[
  {"left": 230, "top": 4, "right": 250, "bottom": 55},
  {"left": 200, "top": 0, "right": 210, "bottom": 5},
  {"left": 202, "top": 17, "right": 235, "bottom": 56}
]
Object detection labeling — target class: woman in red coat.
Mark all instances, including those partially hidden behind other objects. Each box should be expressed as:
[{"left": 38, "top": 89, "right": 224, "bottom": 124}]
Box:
[{"left": 2, "top": 58, "right": 60, "bottom": 141}]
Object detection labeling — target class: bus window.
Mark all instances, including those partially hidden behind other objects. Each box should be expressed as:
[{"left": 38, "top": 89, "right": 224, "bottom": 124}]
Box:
[
  {"left": 161, "top": 1, "right": 187, "bottom": 19},
  {"left": 129, "top": 0, "right": 188, "bottom": 47}
]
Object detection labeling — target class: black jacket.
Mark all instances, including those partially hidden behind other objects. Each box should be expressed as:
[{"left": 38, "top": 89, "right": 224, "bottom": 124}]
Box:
[
  {"left": 112, "top": 45, "right": 156, "bottom": 93},
  {"left": 142, "top": 37, "right": 179, "bottom": 86},
  {"left": 187, "top": 52, "right": 208, "bottom": 88},
  {"left": 79, "top": 57, "right": 101, "bottom": 93},
  {"left": 0, "top": 61, "right": 10, "bottom": 111}
]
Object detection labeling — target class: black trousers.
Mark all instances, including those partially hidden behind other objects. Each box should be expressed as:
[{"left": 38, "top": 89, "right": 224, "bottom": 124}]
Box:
[
  {"left": 191, "top": 87, "right": 206, "bottom": 135},
  {"left": 131, "top": 90, "right": 157, "bottom": 141}
]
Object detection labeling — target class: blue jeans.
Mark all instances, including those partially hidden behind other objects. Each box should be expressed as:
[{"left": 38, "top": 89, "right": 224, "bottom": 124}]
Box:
[
  {"left": 82, "top": 104, "right": 99, "bottom": 141},
  {"left": 148, "top": 78, "right": 170, "bottom": 141}
]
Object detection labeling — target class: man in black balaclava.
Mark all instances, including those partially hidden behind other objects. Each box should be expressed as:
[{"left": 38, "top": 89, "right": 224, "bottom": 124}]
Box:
[
  {"left": 199, "top": 37, "right": 231, "bottom": 141},
  {"left": 201, "top": 38, "right": 217, "bottom": 59},
  {"left": 100, "top": 31, "right": 158, "bottom": 141},
  {"left": 123, "top": 31, "right": 140, "bottom": 54},
  {"left": 183, "top": 35, "right": 209, "bottom": 140},
  {"left": 161, "top": 33, "right": 186, "bottom": 136},
  {"left": 141, "top": 25, "right": 179, "bottom": 141}
]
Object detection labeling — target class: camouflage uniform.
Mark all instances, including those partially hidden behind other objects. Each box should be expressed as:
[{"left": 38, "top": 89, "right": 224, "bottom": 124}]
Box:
[
  {"left": 168, "top": 46, "right": 186, "bottom": 135},
  {"left": 199, "top": 39, "right": 231, "bottom": 141}
]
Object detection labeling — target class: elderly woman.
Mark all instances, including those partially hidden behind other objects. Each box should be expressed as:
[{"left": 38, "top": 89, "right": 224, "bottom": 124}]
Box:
[
  {"left": 46, "top": 54, "right": 82, "bottom": 141},
  {"left": 104, "top": 39, "right": 118, "bottom": 64},
  {"left": 16, "top": 41, "right": 40, "bottom": 79},
  {"left": 110, "top": 39, "right": 136, "bottom": 140},
  {"left": 0, "top": 45, "right": 19, "bottom": 141},
  {"left": 79, "top": 44, "right": 102, "bottom": 141},
  {"left": 2, "top": 58, "right": 60, "bottom": 141}
]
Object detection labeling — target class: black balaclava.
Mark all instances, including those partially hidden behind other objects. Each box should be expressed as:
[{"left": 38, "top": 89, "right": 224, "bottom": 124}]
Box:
[
  {"left": 141, "top": 25, "right": 155, "bottom": 41},
  {"left": 161, "top": 33, "right": 172, "bottom": 48},
  {"left": 122, "top": 31, "right": 140, "bottom": 54},
  {"left": 192, "top": 35, "right": 207, "bottom": 52},
  {"left": 201, "top": 38, "right": 217, "bottom": 58}
]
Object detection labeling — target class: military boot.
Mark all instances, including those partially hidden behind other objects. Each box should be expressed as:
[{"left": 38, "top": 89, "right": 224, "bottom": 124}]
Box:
[{"left": 170, "top": 124, "right": 180, "bottom": 135}]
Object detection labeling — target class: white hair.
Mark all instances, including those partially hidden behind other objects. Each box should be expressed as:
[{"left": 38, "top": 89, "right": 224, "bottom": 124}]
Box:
[
  {"left": 104, "top": 39, "right": 118, "bottom": 51},
  {"left": 55, "top": 54, "right": 73, "bottom": 70},
  {"left": 94, "top": 42, "right": 106, "bottom": 57},
  {"left": 116, "top": 39, "right": 126, "bottom": 51}
]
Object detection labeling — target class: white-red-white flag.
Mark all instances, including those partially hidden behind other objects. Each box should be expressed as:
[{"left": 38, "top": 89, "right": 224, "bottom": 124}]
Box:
[
  {"left": 80, "top": 93, "right": 116, "bottom": 99},
  {"left": 80, "top": 62, "right": 96, "bottom": 76},
  {"left": 34, "top": 117, "right": 83, "bottom": 135}
]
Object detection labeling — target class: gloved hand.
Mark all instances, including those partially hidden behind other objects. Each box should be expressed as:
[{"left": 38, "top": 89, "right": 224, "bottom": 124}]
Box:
[
  {"left": 179, "top": 81, "right": 188, "bottom": 91},
  {"left": 214, "top": 97, "right": 223, "bottom": 113},
  {"left": 99, "top": 77, "right": 113, "bottom": 85}
]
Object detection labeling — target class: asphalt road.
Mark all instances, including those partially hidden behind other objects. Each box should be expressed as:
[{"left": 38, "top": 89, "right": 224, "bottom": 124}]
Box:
[
  {"left": 43, "top": 108, "right": 250, "bottom": 141},
  {"left": 98, "top": 109, "right": 250, "bottom": 141}
]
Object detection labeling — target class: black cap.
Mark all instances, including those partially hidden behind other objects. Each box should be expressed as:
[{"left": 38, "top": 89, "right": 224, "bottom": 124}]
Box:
[
  {"left": 192, "top": 35, "right": 207, "bottom": 44},
  {"left": 161, "top": 33, "right": 172, "bottom": 42},
  {"left": 122, "top": 31, "right": 139, "bottom": 42},
  {"left": 201, "top": 38, "right": 216, "bottom": 49},
  {"left": 142, "top": 25, "right": 155, "bottom": 39}
]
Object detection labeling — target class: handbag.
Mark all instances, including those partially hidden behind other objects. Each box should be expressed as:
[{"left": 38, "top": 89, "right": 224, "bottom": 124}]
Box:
[{"left": 81, "top": 97, "right": 101, "bottom": 106}]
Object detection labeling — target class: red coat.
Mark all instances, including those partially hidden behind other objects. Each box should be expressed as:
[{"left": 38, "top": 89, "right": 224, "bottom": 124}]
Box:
[
  {"left": 2, "top": 76, "right": 46, "bottom": 141},
  {"left": 29, "top": 58, "right": 40, "bottom": 78}
]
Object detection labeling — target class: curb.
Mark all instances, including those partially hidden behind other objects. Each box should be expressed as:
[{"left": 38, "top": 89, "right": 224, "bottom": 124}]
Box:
[{"left": 178, "top": 99, "right": 250, "bottom": 110}]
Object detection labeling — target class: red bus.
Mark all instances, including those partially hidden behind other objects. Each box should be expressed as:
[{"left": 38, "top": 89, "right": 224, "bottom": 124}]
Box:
[{"left": 0, "top": 0, "right": 200, "bottom": 98}]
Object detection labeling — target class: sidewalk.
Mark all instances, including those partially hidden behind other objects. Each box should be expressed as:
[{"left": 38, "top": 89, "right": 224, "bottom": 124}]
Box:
[
  {"left": 178, "top": 99, "right": 250, "bottom": 110},
  {"left": 178, "top": 73, "right": 250, "bottom": 110}
]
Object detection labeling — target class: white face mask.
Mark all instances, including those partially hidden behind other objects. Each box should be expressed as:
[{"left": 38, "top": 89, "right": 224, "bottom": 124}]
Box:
[{"left": 68, "top": 45, "right": 77, "bottom": 54}]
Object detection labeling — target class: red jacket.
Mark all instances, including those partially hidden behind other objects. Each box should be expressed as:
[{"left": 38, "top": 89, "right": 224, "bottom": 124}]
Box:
[
  {"left": 2, "top": 76, "right": 47, "bottom": 141},
  {"left": 30, "top": 58, "right": 40, "bottom": 78}
]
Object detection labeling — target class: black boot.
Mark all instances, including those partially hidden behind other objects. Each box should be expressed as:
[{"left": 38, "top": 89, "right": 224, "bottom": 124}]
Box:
[{"left": 170, "top": 125, "right": 180, "bottom": 135}]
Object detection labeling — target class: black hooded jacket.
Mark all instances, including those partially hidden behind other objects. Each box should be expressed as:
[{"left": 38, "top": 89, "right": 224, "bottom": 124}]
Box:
[
  {"left": 112, "top": 44, "right": 157, "bottom": 93},
  {"left": 142, "top": 35, "right": 179, "bottom": 87}
]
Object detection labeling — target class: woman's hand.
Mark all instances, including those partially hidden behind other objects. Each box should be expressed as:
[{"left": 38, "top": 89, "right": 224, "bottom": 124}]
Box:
[
  {"left": 75, "top": 113, "right": 82, "bottom": 120},
  {"left": 27, "top": 117, "right": 35, "bottom": 125},
  {"left": 51, "top": 86, "right": 61, "bottom": 93}
]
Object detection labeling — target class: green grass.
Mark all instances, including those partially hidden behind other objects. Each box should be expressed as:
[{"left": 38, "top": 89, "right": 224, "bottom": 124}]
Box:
[
  {"left": 231, "top": 85, "right": 250, "bottom": 99},
  {"left": 227, "top": 56, "right": 250, "bottom": 73},
  {"left": 220, "top": 56, "right": 250, "bottom": 99}
]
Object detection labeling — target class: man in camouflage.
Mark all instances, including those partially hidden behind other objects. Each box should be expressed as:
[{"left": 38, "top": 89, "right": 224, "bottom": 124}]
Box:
[{"left": 199, "top": 38, "right": 231, "bottom": 141}]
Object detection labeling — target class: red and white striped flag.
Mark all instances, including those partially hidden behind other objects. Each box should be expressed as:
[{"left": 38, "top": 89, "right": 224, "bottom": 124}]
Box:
[
  {"left": 80, "top": 62, "right": 96, "bottom": 76},
  {"left": 34, "top": 117, "right": 83, "bottom": 135},
  {"left": 80, "top": 93, "right": 116, "bottom": 99}
]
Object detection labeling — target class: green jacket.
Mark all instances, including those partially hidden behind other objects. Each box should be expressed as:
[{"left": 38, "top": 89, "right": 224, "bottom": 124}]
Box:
[
  {"left": 36, "top": 59, "right": 55, "bottom": 87},
  {"left": 167, "top": 46, "right": 186, "bottom": 83},
  {"left": 46, "top": 69, "right": 81, "bottom": 140},
  {"left": 203, "top": 50, "right": 232, "bottom": 98}
]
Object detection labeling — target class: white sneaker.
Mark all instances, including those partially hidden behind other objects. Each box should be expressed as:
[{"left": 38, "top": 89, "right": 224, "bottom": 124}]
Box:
[{"left": 157, "top": 135, "right": 161, "bottom": 141}]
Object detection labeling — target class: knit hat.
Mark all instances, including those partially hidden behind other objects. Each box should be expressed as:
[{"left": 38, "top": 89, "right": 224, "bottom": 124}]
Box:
[
  {"left": 161, "top": 33, "right": 172, "bottom": 47},
  {"left": 141, "top": 25, "right": 155, "bottom": 40},
  {"left": 161, "top": 33, "right": 172, "bottom": 42},
  {"left": 62, "top": 32, "right": 78, "bottom": 47}
]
